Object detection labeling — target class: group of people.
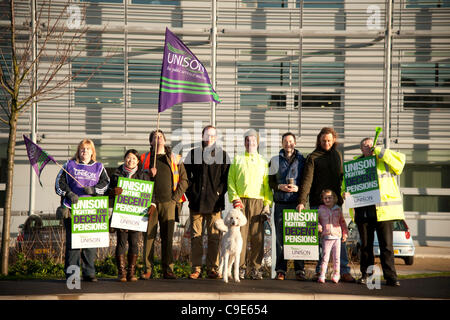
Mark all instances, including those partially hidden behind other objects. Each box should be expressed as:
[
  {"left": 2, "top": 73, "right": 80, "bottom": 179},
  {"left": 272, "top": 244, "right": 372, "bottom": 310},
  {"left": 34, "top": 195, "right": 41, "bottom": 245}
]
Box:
[{"left": 55, "top": 125, "right": 405, "bottom": 287}]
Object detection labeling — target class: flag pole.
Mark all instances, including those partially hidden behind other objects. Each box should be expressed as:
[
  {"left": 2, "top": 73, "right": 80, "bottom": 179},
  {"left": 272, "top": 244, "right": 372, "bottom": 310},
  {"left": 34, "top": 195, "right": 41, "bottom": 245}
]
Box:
[
  {"left": 153, "top": 112, "right": 161, "bottom": 168},
  {"left": 53, "top": 160, "right": 86, "bottom": 188}
]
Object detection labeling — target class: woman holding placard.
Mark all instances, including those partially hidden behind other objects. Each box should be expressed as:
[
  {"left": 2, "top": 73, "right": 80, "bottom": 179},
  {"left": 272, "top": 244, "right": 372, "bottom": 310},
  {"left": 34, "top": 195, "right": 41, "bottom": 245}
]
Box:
[
  {"left": 108, "top": 149, "right": 154, "bottom": 282},
  {"left": 55, "top": 139, "right": 110, "bottom": 282}
]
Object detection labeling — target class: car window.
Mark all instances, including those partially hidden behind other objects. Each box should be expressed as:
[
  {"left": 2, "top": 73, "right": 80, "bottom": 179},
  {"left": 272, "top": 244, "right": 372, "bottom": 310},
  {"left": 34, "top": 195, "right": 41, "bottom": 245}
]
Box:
[
  {"left": 42, "top": 220, "right": 63, "bottom": 227},
  {"left": 393, "top": 220, "right": 407, "bottom": 231}
]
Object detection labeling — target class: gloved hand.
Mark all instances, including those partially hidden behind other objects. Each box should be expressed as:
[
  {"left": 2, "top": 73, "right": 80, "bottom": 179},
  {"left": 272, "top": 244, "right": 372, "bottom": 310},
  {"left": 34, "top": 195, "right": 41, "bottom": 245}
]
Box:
[
  {"left": 66, "top": 191, "right": 79, "bottom": 204},
  {"left": 83, "top": 186, "right": 96, "bottom": 195},
  {"left": 113, "top": 187, "right": 123, "bottom": 196},
  {"left": 232, "top": 199, "right": 244, "bottom": 209}
]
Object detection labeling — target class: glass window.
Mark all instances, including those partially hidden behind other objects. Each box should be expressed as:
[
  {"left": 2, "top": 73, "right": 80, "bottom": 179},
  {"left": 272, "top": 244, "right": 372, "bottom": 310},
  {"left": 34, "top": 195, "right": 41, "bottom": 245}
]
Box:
[
  {"left": 80, "top": 0, "right": 124, "bottom": 3},
  {"left": 402, "top": 63, "right": 450, "bottom": 109},
  {"left": 72, "top": 57, "right": 124, "bottom": 84},
  {"left": 406, "top": 0, "right": 450, "bottom": 8},
  {"left": 295, "top": 93, "right": 341, "bottom": 108},
  {"left": 296, "top": 0, "right": 344, "bottom": 9},
  {"left": 128, "top": 59, "right": 161, "bottom": 84},
  {"left": 401, "top": 164, "right": 450, "bottom": 212},
  {"left": 72, "top": 56, "right": 124, "bottom": 108},
  {"left": 299, "top": 62, "right": 345, "bottom": 87},
  {"left": 240, "top": 91, "right": 287, "bottom": 109},
  {"left": 238, "top": 62, "right": 290, "bottom": 87},
  {"left": 132, "top": 0, "right": 180, "bottom": 5},
  {"left": 131, "top": 89, "right": 159, "bottom": 109},
  {"left": 402, "top": 63, "right": 450, "bottom": 88},
  {"left": 241, "top": 0, "right": 287, "bottom": 8}
]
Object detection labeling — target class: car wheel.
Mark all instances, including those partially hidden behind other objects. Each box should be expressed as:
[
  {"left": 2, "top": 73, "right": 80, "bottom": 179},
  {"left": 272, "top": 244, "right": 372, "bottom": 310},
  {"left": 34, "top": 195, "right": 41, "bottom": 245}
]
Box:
[{"left": 403, "top": 256, "right": 414, "bottom": 265}]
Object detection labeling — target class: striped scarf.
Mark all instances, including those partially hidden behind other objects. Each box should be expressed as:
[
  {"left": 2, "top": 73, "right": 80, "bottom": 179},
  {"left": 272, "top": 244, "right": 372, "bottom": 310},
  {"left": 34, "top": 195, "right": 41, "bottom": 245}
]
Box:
[{"left": 123, "top": 165, "right": 138, "bottom": 178}]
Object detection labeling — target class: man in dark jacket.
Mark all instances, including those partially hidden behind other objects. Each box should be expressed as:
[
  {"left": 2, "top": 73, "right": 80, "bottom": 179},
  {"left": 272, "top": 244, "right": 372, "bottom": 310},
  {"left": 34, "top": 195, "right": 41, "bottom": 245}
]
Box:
[
  {"left": 269, "top": 132, "right": 306, "bottom": 281},
  {"left": 184, "top": 125, "right": 230, "bottom": 279}
]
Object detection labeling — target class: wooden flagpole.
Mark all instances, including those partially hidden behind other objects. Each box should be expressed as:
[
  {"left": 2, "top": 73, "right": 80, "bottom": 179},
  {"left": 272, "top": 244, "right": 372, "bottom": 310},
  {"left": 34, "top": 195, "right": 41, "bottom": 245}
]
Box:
[
  {"left": 53, "top": 160, "right": 86, "bottom": 188},
  {"left": 153, "top": 112, "right": 161, "bottom": 168}
]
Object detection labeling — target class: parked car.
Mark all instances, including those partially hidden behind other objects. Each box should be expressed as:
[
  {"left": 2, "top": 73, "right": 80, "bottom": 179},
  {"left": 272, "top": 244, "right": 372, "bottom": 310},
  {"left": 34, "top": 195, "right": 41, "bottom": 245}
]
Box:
[
  {"left": 347, "top": 219, "right": 415, "bottom": 265},
  {"left": 15, "top": 214, "right": 66, "bottom": 261}
]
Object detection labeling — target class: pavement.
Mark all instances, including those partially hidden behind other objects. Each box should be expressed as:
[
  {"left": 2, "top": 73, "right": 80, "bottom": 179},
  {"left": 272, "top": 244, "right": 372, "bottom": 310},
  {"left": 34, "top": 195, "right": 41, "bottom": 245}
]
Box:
[
  {"left": 414, "top": 246, "right": 450, "bottom": 259},
  {"left": 0, "top": 246, "right": 449, "bottom": 301}
]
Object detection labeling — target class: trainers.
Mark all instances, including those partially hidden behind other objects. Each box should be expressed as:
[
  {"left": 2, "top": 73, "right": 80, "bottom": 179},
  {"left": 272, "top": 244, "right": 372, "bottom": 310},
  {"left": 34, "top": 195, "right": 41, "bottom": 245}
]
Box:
[
  {"left": 332, "top": 273, "right": 340, "bottom": 283},
  {"left": 249, "top": 269, "right": 263, "bottom": 280},
  {"left": 295, "top": 270, "right": 307, "bottom": 281},
  {"left": 317, "top": 275, "right": 325, "bottom": 284},
  {"left": 189, "top": 270, "right": 201, "bottom": 280},
  {"left": 386, "top": 279, "right": 401, "bottom": 287},
  {"left": 239, "top": 268, "right": 246, "bottom": 280},
  {"left": 357, "top": 275, "right": 368, "bottom": 285},
  {"left": 275, "top": 272, "right": 285, "bottom": 280}
]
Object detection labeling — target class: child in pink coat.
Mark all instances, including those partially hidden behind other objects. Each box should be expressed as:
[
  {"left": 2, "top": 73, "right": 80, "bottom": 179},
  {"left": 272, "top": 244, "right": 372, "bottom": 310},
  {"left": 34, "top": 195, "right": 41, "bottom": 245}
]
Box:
[{"left": 317, "top": 189, "right": 348, "bottom": 283}]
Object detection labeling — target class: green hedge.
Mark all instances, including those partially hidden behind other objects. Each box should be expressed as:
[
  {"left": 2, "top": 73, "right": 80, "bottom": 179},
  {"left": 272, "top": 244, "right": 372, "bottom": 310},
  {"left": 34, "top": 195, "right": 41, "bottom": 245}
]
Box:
[{"left": 2, "top": 253, "right": 196, "bottom": 280}]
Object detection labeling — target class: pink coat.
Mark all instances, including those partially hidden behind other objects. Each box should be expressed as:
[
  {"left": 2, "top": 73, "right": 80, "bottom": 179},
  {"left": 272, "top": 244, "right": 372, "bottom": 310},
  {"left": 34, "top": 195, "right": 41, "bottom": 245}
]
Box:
[{"left": 318, "top": 205, "right": 348, "bottom": 239}]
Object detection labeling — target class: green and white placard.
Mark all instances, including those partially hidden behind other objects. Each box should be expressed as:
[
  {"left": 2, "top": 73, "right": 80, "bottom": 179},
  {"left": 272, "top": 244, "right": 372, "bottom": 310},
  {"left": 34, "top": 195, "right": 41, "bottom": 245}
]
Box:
[
  {"left": 283, "top": 209, "right": 319, "bottom": 260},
  {"left": 343, "top": 156, "right": 381, "bottom": 208},
  {"left": 111, "top": 177, "right": 154, "bottom": 232},
  {"left": 71, "top": 196, "right": 109, "bottom": 249}
]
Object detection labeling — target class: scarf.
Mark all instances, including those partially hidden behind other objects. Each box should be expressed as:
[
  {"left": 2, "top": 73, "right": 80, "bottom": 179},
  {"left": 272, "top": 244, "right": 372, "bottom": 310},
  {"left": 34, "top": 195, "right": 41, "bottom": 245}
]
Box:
[{"left": 123, "top": 165, "right": 138, "bottom": 178}]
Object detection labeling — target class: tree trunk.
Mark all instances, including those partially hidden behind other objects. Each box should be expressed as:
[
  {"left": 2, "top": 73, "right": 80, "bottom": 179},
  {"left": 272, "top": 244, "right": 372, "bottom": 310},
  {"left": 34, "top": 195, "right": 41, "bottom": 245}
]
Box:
[{"left": 1, "top": 112, "right": 18, "bottom": 275}]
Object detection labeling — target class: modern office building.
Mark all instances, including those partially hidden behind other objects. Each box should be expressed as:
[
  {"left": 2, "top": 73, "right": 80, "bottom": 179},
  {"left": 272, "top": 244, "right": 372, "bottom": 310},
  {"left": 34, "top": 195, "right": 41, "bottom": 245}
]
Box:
[{"left": 1, "top": 0, "right": 449, "bottom": 245}]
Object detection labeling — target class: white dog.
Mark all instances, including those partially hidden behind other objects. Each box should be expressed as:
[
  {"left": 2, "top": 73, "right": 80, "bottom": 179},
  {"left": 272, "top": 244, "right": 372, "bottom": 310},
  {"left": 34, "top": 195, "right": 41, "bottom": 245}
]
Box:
[{"left": 215, "top": 208, "right": 247, "bottom": 283}]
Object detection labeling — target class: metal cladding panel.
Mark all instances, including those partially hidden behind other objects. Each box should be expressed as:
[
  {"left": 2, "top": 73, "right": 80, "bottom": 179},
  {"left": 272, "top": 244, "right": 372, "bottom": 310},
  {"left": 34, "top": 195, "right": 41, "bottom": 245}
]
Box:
[{"left": 0, "top": 1, "right": 449, "bottom": 214}]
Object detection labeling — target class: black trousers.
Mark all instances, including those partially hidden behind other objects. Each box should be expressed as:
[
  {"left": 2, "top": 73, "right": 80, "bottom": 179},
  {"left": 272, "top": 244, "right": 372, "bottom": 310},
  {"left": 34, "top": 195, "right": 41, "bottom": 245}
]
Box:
[
  {"left": 355, "top": 205, "right": 397, "bottom": 282},
  {"left": 116, "top": 229, "right": 140, "bottom": 256}
]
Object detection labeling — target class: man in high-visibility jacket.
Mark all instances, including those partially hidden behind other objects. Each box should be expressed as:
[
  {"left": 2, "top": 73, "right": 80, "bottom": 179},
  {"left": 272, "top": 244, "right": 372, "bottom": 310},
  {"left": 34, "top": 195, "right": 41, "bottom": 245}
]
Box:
[
  {"left": 346, "top": 137, "right": 405, "bottom": 287},
  {"left": 228, "top": 129, "right": 273, "bottom": 280}
]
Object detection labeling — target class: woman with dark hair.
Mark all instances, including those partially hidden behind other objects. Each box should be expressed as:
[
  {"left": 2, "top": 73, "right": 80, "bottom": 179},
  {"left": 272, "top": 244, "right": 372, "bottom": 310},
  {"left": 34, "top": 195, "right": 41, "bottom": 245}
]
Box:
[
  {"left": 108, "top": 149, "right": 152, "bottom": 282},
  {"left": 297, "top": 127, "right": 342, "bottom": 210},
  {"left": 296, "top": 127, "right": 355, "bottom": 283},
  {"left": 140, "top": 129, "right": 188, "bottom": 280}
]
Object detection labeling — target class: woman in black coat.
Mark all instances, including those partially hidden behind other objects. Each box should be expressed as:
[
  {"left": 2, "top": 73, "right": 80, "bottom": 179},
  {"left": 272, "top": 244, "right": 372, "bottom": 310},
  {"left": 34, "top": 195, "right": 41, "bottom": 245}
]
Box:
[{"left": 109, "top": 149, "right": 151, "bottom": 282}]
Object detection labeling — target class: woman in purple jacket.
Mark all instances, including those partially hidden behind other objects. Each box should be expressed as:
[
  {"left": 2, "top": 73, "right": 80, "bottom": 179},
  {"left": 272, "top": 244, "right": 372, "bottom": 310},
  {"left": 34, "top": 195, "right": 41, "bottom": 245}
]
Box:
[{"left": 55, "top": 139, "right": 110, "bottom": 282}]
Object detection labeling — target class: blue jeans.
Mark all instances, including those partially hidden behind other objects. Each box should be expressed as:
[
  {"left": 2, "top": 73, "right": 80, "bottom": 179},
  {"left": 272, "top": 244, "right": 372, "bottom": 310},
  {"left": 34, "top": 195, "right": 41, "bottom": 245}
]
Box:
[
  {"left": 274, "top": 202, "right": 305, "bottom": 274},
  {"left": 64, "top": 218, "right": 96, "bottom": 278},
  {"left": 310, "top": 206, "right": 351, "bottom": 275}
]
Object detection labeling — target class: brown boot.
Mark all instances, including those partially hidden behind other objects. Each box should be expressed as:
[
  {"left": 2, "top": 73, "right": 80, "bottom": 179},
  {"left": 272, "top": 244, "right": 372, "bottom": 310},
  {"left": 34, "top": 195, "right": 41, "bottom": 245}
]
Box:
[
  {"left": 127, "top": 254, "right": 138, "bottom": 282},
  {"left": 117, "top": 255, "right": 127, "bottom": 282}
]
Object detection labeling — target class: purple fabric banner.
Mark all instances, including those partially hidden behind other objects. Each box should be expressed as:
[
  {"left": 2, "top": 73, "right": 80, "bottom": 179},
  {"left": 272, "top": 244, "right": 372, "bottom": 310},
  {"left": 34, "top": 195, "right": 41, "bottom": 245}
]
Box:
[
  {"left": 158, "top": 27, "right": 221, "bottom": 113},
  {"left": 23, "top": 135, "right": 56, "bottom": 186}
]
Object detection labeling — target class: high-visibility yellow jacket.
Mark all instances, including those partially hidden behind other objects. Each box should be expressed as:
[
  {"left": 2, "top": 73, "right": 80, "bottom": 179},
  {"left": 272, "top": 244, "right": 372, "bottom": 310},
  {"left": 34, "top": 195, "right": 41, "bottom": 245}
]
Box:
[
  {"left": 344, "top": 147, "right": 406, "bottom": 222},
  {"left": 227, "top": 152, "right": 273, "bottom": 207},
  {"left": 373, "top": 147, "right": 406, "bottom": 221}
]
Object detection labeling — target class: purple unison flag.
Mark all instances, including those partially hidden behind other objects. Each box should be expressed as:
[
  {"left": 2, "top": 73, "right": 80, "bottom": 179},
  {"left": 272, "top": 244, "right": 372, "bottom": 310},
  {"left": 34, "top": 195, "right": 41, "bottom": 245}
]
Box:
[
  {"left": 158, "top": 27, "right": 221, "bottom": 113},
  {"left": 23, "top": 135, "right": 56, "bottom": 186}
]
